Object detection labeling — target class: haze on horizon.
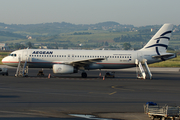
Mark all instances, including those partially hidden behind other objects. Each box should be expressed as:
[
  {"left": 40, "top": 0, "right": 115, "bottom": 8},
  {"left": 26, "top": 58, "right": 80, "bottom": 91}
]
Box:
[{"left": 0, "top": 0, "right": 179, "bottom": 26}]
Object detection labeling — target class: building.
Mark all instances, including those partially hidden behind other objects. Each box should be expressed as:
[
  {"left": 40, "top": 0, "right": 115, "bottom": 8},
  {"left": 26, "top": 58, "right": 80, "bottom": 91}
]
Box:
[
  {"left": 39, "top": 46, "right": 47, "bottom": 49},
  {"left": 0, "top": 43, "right": 9, "bottom": 50}
]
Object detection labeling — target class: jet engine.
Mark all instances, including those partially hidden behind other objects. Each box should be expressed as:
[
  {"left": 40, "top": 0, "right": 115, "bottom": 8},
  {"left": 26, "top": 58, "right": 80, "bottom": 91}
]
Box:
[{"left": 53, "top": 64, "right": 78, "bottom": 74}]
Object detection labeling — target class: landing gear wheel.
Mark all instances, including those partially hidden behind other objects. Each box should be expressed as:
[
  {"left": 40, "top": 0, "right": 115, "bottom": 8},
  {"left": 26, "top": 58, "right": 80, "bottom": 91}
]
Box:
[
  {"left": 171, "top": 117, "right": 175, "bottom": 120},
  {"left": 161, "top": 117, "right": 166, "bottom": 120},
  {"left": 81, "top": 72, "right": 87, "bottom": 78},
  {"left": 151, "top": 116, "right": 154, "bottom": 120}
]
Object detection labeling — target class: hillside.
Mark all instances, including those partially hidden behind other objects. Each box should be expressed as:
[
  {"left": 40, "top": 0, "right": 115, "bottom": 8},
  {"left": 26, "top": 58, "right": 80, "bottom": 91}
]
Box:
[
  {"left": 0, "top": 22, "right": 180, "bottom": 51},
  {"left": 0, "top": 21, "right": 133, "bottom": 36}
]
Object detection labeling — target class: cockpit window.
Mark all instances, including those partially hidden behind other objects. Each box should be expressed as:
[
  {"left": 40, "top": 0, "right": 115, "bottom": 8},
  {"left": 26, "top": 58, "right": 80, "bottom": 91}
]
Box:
[{"left": 9, "top": 54, "right": 17, "bottom": 57}]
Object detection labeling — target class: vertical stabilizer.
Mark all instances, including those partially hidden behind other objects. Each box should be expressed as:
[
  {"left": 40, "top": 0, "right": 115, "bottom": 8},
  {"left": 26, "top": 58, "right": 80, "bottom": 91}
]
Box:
[{"left": 140, "top": 23, "right": 173, "bottom": 55}]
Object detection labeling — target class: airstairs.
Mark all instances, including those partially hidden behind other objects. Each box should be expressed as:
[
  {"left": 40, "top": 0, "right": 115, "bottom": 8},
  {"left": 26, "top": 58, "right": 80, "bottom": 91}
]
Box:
[
  {"left": 15, "top": 57, "right": 28, "bottom": 77},
  {"left": 135, "top": 59, "right": 152, "bottom": 79}
]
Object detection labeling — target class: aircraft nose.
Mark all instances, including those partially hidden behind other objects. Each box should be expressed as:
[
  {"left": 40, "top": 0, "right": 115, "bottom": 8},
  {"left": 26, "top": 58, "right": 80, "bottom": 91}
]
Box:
[{"left": 1, "top": 57, "right": 8, "bottom": 64}]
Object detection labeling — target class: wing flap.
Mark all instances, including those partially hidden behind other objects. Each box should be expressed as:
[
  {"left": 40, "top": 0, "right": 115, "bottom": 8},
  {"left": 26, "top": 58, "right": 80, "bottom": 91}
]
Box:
[{"left": 69, "top": 58, "right": 105, "bottom": 66}]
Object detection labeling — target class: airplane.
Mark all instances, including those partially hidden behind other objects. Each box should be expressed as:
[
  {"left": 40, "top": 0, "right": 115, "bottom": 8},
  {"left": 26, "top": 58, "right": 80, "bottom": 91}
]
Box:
[{"left": 1, "top": 23, "right": 176, "bottom": 78}]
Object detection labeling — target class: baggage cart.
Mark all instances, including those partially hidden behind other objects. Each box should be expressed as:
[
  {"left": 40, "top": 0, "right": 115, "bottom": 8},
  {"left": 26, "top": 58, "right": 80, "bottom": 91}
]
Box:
[{"left": 144, "top": 102, "right": 179, "bottom": 120}]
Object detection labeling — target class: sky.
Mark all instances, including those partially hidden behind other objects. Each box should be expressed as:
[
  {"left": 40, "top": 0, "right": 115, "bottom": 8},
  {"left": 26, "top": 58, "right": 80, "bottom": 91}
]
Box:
[{"left": 0, "top": 0, "right": 179, "bottom": 26}]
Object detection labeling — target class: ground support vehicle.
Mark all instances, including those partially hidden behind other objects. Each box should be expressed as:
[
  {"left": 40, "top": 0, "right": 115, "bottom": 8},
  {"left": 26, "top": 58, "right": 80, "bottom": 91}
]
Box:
[
  {"left": 105, "top": 72, "right": 115, "bottom": 78},
  {"left": 37, "top": 70, "right": 44, "bottom": 76},
  {"left": 0, "top": 67, "right": 8, "bottom": 76},
  {"left": 144, "top": 102, "right": 179, "bottom": 120}
]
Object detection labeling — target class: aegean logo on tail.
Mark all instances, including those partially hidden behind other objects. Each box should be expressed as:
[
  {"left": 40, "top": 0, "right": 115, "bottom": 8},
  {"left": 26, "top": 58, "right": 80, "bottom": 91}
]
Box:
[{"left": 145, "top": 31, "right": 172, "bottom": 50}]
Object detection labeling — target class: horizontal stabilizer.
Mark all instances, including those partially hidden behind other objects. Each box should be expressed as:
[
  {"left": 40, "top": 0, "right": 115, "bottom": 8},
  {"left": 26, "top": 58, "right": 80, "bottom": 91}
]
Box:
[{"left": 152, "top": 53, "right": 175, "bottom": 58}]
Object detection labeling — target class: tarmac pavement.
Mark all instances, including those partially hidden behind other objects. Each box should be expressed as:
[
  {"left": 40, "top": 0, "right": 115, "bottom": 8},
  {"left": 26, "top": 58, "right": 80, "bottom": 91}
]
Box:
[{"left": 0, "top": 66, "right": 180, "bottom": 120}]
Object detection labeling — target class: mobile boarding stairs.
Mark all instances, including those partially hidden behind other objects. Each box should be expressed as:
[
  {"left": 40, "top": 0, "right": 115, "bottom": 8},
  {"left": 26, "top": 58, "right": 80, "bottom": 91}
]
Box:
[
  {"left": 15, "top": 57, "right": 28, "bottom": 77},
  {"left": 135, "top": 59, "right": 152, "bottom": 79}
]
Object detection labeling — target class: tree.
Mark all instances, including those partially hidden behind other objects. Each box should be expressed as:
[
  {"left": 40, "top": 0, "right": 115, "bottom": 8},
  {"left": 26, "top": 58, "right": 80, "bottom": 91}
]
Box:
[
  {"left": 15, "top": 44, "right": 25, "bottom": 49},
  {"left": 105, "top": 41, "right": 109, "bottom": 46},
  {"left": 27, "top": 42, "right": 32, "bottom": 48},
  {"left": 102, "top": 41, "right": 104, "bottom": 46},
  {"left": 123, "top": 43, "right": 131, "bottom": 50}
]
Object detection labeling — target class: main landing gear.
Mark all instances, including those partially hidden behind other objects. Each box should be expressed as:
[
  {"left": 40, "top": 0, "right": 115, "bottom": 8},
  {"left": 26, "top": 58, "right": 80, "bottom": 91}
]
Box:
[
  {"left": 37, "top": 69, "right": 44, "bottom": 76},
  {"left": 81, "top": 72, "right": 87, "bottom": 78}
]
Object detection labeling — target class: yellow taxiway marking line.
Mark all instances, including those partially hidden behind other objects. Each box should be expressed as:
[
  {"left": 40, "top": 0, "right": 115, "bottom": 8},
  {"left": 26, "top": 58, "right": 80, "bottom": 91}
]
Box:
[
  {"left": 109, "top": 91, "right": 117, "bottom": 95},
  {"left": 89, "top": 91, "right": 117, "bottom": 95},
  {"left": 111, "top": 85, "right": 134, "bottom": 91},
  {"left": 111, "top": 86, "right": 115, "bottom": 89}
]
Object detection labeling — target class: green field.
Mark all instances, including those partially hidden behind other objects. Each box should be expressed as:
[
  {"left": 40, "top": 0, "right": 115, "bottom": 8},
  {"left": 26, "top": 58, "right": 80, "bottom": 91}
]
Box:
[
  {"left": 0, "top": 52, "right": 10, "bottom": 65},
  {"left": 149, "top": 55, "right": 180, "bottom": 67}
]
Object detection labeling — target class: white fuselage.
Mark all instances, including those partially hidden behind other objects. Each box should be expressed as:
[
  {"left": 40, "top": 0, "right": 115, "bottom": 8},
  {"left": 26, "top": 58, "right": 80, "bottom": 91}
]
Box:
[{"left": 2, "top": 49, "right": 161, "bottom": 70}]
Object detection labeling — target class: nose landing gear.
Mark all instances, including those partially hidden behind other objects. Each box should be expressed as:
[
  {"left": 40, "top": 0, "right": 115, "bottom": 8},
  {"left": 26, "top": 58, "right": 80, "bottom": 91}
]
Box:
[{"left": 81, "top": 72, "right": 87, "bottom": 78}]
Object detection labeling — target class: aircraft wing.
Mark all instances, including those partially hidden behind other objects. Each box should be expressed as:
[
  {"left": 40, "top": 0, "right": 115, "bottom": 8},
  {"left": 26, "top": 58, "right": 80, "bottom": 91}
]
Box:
[
  {"left": 68, "top": 58, "right": 105, "bottom": 66},
  {"left": 152, "top": 53, "right": 175, "bottom": 58}
]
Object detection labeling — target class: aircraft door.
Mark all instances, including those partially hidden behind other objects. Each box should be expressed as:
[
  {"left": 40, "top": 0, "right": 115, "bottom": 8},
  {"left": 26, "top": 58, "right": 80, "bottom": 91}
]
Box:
[
  {"left": 71, "top": 54, "right": 75, "bottom": 60},
  {"left": 22, "top": 50, "right": 28, "bottom": 61},
  {"left": 137, "top": 52, "right": 144, "bottom": 62},
  {"left": 67, "top": 54, "right": 75, "bottom": 60}
]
